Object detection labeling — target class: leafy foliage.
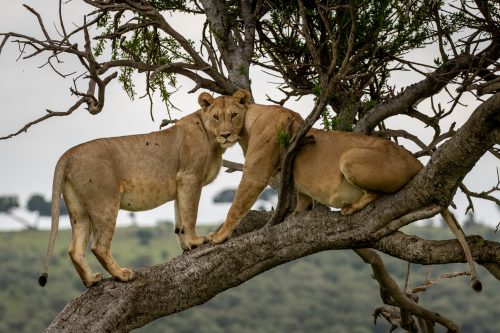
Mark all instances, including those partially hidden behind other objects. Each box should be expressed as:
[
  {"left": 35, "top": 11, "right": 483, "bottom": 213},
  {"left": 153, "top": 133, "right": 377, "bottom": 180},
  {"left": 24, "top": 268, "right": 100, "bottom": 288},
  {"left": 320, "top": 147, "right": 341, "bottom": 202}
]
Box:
[{"left": 93, "top": 6, "right": 192, "bottom": 117}]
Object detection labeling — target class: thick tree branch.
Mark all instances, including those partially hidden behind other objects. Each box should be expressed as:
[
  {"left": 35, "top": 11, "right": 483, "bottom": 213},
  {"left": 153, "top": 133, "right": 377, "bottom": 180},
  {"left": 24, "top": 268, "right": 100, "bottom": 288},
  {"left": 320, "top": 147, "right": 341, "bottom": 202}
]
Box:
[{"left": 44, "top": 205, "right": 499, "bottom": 332}]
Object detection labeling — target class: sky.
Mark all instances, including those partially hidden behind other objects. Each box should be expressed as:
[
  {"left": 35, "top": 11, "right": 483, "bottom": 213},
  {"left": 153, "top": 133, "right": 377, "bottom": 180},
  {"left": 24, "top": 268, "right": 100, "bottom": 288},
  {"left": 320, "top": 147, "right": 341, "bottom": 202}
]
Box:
[{"left": 0, "top": 1, "right": 498, "bottom": 231}]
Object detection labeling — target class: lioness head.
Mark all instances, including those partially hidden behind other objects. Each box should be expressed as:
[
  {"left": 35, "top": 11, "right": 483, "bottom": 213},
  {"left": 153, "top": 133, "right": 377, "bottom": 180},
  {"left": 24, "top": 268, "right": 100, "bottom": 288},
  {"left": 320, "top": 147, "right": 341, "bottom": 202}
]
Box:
[{"left": 198, "top": 89, "right": 251, "bottom": 148}]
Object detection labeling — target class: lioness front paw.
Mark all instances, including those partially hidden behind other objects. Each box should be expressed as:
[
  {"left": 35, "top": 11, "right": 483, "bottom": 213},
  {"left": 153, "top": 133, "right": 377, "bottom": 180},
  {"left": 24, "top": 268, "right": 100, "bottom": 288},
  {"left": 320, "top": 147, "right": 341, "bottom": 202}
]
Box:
[{"left": 207, "top": 231, "right": 229, "bottom": 244}]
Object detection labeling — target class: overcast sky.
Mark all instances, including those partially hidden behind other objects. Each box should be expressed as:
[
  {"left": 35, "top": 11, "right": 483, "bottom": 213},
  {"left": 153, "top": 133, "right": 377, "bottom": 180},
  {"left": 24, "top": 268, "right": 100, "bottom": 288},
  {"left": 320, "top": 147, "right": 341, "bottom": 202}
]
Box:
[{"left": 0, "top": 1, "right": 498, "bottom": 231}]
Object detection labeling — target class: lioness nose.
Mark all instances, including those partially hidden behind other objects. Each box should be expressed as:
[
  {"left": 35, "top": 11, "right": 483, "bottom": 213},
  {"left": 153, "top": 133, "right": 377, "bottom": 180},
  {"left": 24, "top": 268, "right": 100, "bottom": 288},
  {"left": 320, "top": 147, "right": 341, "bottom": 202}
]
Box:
[{"left": 221, "top": 133, "right": 230, "bottom": 139}]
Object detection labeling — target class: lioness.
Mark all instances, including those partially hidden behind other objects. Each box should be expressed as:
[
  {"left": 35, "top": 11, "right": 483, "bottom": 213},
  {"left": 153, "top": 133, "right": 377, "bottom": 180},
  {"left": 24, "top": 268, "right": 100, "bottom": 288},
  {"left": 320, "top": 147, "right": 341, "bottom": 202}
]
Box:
[
  {"left": 208, "top": 90, "right": 481, "bottom": 291},
  {"left": 39, "top": 89, "right": 250, "bottom": 288}
]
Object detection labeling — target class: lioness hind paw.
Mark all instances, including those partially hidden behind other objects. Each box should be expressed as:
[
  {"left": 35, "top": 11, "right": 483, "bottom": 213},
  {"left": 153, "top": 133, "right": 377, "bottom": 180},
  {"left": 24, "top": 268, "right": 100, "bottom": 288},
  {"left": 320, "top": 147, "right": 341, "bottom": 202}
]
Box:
[
  {"left": 84, "top": 273, "right": 103, "bottom": 288},
  {"left": 115, "top": 268, "right": 134, "bottom": 282},
  {"left": 340, "top": 206, "right": 356, "bottom": 216}
]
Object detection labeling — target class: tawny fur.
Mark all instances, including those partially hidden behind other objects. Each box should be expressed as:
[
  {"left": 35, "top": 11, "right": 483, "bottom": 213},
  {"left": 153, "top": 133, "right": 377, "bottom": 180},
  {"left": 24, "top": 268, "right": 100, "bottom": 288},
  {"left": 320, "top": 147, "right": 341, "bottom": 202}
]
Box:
[
  {"left": 40, "top": 90, "right": 250, "bottom": 288},
  {"left": 208, "top": 90, "right": 481, "bottom": 291}
]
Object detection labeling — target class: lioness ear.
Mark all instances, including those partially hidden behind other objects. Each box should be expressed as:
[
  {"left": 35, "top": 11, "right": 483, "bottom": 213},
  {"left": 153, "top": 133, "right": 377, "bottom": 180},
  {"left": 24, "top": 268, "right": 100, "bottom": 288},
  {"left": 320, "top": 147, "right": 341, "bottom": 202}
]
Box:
[
  {"left": 233, "top": 89, "right": 252, "bottom": 105},
  {"left": 198, "top": 92, "right": 214, "bottom": 108}
]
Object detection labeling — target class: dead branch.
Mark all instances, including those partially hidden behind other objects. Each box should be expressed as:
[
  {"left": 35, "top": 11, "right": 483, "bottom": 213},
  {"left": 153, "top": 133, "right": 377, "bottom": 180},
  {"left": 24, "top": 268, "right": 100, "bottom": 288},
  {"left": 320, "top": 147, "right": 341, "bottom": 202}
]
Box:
[
  {"left": 356, "top": 248, "right": 459, "bottom": 332},
  {"left": 459, "top": 169, "right": 500, "bottom": 214}
]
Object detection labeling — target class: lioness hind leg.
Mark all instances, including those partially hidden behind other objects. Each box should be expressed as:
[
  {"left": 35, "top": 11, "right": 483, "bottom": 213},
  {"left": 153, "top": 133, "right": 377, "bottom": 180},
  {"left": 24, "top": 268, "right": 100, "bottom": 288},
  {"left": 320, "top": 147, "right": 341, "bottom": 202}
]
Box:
[
  {"left": 88, "top": 200, "right": 134, "bottom": 282},
  {"left": 293, "top": 191, "right": 313, "bottom": 214},
  {"left": 340, "top": 145, "right": 422, "bottom": 193},
  {"left": 341, "top": 191, "right": 379, "bottom": 215},
  {"left": 69, "top": 216, "right": 103, "bottom": 287},
  {"left": 64, "top": 185, "right": 103, "bottom": 287}
]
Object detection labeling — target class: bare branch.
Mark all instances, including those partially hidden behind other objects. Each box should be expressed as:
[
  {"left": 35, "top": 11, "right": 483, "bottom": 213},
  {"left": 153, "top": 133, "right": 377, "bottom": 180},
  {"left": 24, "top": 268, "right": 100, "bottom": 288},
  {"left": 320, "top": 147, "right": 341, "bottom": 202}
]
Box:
[
  {"left": 459, "top": 170, "right": 500, "bottom": 214},
  {"left": 222, "top": 159, "right": 243, "bottom": 173},
  {"left": 0, "top": 99, "right": 85, "bottom": 140},
  {"left": 411, "top": 271, "right": 470, "bottom": 294},
  {"left": 356, "top": 248, "right": 459, "bottom": 332}
]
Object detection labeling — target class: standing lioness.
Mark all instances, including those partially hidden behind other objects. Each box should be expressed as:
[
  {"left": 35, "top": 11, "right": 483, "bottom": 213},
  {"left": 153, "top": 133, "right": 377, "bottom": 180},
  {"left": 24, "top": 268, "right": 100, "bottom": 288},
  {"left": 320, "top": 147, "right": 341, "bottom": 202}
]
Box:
[
  {"left": 39, "top": 90, "right": 250, "bottom": 288},
  {"left": 208, "top": 90, "right": 481, "bottom": 291}
]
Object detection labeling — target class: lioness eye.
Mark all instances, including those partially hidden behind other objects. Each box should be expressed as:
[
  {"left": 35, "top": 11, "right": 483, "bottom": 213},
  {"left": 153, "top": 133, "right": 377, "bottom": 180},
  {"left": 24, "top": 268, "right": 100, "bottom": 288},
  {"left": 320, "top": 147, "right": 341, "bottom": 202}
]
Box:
[
  {"left": 213, "top": 114, "right": 219, "bottom": 121},
  {"left": 231, "top": 112, "right": 238, "bottom": 119}
]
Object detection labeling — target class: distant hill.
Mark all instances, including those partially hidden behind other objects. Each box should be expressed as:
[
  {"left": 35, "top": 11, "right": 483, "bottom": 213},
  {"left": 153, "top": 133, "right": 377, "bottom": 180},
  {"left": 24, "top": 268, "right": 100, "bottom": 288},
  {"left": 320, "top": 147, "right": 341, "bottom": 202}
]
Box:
[{"left": 0, "top": 221, "right": 498, "bottom": 333}]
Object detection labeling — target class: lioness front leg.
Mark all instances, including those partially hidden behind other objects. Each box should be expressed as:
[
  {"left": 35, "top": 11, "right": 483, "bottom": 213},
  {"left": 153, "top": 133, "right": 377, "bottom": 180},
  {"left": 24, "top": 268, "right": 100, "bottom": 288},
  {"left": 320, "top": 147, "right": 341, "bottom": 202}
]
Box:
[
  {"left": 177, "top": 178, "right": 207, "bottom": 250},
  {"left": 209, "top": 175, "right": 269, "bottom": 244},
  {"left": 173, "top": 199, "right": 190, "bottom": 250}
]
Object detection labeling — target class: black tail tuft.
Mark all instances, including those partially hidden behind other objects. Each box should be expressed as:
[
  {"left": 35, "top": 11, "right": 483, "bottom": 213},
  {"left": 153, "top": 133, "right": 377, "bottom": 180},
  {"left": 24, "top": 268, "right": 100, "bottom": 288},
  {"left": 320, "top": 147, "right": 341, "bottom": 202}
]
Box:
[
  {"left": 471, "top": 278, "right": 482, "bottom": 292},
  {"left": 38, "top": 273, "right": 48, "bottom": 287}
]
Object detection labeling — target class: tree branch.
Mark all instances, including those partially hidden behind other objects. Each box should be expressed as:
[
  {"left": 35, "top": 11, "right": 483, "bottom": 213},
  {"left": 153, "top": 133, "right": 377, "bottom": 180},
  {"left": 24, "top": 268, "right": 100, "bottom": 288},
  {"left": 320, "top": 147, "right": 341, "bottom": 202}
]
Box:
[
  {"left": 355, "top": 42, "right": 500, "bottom": 134},
  {"left": 355, "top": 248, "right": 459, "bottom": 332},
  {"left": 44, "top": 203, "right": 499, "bottom": 332}
]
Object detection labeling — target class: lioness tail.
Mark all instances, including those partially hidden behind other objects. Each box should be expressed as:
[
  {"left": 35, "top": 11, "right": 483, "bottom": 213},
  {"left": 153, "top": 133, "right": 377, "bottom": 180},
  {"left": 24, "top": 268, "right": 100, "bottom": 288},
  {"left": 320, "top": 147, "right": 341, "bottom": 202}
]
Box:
[
  {"left": 39, "top": 155, "right": 67, "bottom": 287},
  {"left": 441, "top": 208, "right": 482, "bottom": 292}
]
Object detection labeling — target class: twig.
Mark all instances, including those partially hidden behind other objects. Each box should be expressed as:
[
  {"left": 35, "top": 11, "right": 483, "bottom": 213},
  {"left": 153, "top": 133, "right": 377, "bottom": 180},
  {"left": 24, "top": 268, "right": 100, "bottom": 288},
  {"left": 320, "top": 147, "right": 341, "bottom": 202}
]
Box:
[{"left": 0, "top": 99, "right": 85, "bottom": 140}]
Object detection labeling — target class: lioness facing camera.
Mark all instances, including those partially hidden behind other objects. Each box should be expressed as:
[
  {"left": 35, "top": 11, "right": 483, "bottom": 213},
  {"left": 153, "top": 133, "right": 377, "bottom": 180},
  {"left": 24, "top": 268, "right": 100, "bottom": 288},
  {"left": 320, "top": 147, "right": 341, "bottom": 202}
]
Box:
[
  {"left": 208, "top": 91, "right": 481, "bottom": 291},
  {"left": 39, "top": 89, "right": 250, "bottom": 288}
]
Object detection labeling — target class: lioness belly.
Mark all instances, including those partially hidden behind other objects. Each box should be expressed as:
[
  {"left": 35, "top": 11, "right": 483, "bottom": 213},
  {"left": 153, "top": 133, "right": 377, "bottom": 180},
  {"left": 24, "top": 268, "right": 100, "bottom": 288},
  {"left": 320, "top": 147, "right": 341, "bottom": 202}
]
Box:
[
  {"left": 297, "top": 176, "right": 364, "bottom": 209},
  {"left": 120, "top": 179, "right": 177, "bottom": 211}
]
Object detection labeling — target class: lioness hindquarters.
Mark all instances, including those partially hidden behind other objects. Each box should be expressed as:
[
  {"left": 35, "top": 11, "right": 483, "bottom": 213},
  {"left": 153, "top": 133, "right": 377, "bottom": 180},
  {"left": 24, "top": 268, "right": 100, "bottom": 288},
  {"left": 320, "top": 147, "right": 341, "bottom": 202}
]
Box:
[
  {"left": 338, "top": 142, "right": 423, "bottom": 215},
  {"left": 65, "top": 153, "right": 134, "bottom": 287},
  {"left": 340, "top": 143, "right": 423, "bottom": 193}
]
